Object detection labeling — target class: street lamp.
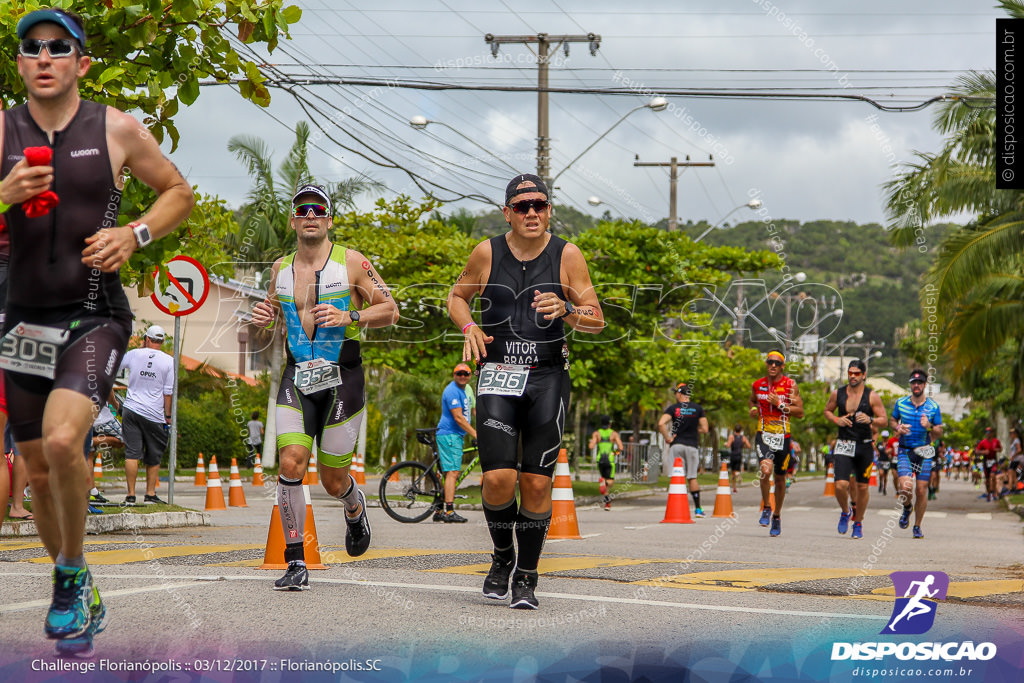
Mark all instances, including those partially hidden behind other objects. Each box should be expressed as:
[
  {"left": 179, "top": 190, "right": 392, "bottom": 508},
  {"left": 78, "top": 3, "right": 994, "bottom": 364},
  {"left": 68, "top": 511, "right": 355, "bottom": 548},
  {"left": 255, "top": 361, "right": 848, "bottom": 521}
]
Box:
[
  {"left": 550, "top": 97, "right": 668, "bottom": 186},
  {"left": 694, "top": 198, "right": 763, "bottom": 242},
  {"left": 409, "top": 115, "right": 519, "bottom": 173}
]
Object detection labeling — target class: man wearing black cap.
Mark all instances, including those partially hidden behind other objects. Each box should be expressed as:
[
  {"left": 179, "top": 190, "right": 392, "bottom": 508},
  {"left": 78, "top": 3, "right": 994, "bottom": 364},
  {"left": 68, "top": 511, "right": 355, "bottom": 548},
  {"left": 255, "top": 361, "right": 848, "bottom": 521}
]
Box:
[
  {"left": 0, "top": 8, "right": 193, "bottom": 655},
  {"left": 252, "top": 183, "right": 399, "bottom": 591},
  {"left": 890, "top": 369, "right": 943, "bottom": 538},
  {"left": 658, "top": 382, "right": 709, "bottom": 517},
  {"left": 824, "top": 359, "right": 888, "bottom": 540},
  {"left": 447, "top": 173, "right": 604, "bottom": 609}
]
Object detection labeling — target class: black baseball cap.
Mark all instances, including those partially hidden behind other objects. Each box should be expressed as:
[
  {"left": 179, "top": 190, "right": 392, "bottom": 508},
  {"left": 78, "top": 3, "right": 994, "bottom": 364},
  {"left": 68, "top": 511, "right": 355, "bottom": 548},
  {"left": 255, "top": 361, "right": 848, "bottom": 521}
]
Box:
[
  {"left": 909, "top": 369, "right": 928, "bottom": 383},
  {"left": 505, "top": 174, "right": 549, "bottom": 205},
  {"left": 674, "top": 382, "right": 691, "bottom": 396},
  {"left": 292, "top": 184, "right": 332, "bottom": 213},
  {"left": 17, "top": 9, "right": 86, "bottom": 49}
]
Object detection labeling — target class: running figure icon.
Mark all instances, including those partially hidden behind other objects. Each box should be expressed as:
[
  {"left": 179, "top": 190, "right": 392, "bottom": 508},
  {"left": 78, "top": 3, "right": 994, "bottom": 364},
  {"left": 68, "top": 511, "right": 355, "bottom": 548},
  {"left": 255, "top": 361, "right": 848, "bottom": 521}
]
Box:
[{"left": 886, "top": 574, "right": 939, "bottom": 632}]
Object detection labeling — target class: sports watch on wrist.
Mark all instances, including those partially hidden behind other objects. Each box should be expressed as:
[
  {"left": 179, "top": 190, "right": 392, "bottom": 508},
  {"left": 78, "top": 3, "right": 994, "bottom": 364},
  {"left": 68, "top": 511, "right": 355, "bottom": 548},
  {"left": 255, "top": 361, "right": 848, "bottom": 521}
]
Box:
[
  {"left": 349, "top": 309, "right": 361, "bottom": 324},
  {"left": 129, "top": 222, "right": 152, "bottom": 248},
  {"left": 561, "top": 300, "right": 575, "bottom": 318}
]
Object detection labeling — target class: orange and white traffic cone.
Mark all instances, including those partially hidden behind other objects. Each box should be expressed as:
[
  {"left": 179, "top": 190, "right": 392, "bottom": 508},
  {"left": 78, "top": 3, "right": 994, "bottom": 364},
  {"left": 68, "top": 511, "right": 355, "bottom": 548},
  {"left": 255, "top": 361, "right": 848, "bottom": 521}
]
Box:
[
  {"left": 868, "top": 462, "right": 878, "bottom": 487},
  {"left": 204, "top": 456, "right": 227, "bottom": 511},
  {"left": 712, "top": 461, "right": 734, "bottom": 518},
  {"left": 252, "top": 455, "right": 264, "bottom": 487},
  {"left": 93, "top": 453, "right": 103, "bottom": 480},
  {"left": 761, "top": 477, "right": 776, "bottom": 511},
  {"left": 259, "top": 478, "right": 327, "bottom": 570},
  {"left": 194, "top": 452, "right": 207, "bottom": 487},
  {"left": 308, "top": 453, "right": 319, "bottom": 485},
  {"left": 228, "top": 458, "right": 248, "bottom": 507},
  {"left": 548, "top": 448, "right": 583, "bottom": 539},
  {"left": 388, "top": 456, "right": 399, "bottom": 482},
  {"left": 823, "top": 464, "right": 836, "bottom": 497},
  {"left": 352, "top": 452, "right": 366, "bottom": 486},
  {"left": 661, "top": 457, "right": 694, "bottom": 524}
]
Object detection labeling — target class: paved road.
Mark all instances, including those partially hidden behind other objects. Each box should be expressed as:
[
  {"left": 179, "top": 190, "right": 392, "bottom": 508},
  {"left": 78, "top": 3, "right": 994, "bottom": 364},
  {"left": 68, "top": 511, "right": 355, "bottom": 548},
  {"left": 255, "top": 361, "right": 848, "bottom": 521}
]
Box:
[{"left": 1, "top": 474, "right": 1021, "bottom": 681}]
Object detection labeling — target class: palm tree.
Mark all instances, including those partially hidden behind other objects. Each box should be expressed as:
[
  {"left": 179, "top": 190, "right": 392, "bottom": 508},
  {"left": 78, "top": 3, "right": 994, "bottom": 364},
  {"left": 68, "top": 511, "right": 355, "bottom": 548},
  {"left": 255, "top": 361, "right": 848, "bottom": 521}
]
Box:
[{"left": 227, "top": 121, "right": 381, "bottom": 466}]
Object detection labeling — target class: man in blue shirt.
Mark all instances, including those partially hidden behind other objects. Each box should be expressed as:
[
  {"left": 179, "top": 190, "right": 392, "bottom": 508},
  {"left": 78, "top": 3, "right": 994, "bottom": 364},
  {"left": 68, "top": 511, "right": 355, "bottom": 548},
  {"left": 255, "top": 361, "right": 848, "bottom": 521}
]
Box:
[
  {"left": 435, "top": 362, "right": 477, "bottom": 522},
  {"left": 889, "top": 369, "right": 944, "bottom": 539}
]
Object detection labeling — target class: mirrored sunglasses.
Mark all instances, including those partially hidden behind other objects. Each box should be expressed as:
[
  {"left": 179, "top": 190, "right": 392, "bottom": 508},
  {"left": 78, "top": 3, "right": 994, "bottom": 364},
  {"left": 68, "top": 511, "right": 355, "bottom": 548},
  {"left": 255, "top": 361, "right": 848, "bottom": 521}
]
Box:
[
  {"left": 19, "top": 38, "right": 77, "bottom": 59},
  {"left": 293, "top": 203, "right": 329, "bottom": 218},
  {"left": 454, "top": 371, "right": 471, "bottom": 377},
  {"left": 510, "top": 199, "right": 550, "bottom": 215}
]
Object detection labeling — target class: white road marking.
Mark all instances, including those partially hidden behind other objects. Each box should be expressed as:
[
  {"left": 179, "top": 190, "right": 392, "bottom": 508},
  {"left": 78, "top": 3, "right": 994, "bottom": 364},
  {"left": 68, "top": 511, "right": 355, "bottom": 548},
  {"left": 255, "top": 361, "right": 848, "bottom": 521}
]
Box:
[
  {"left": 0, "top": 580, "right": 212, "bottom": 614},
  {"left": 966, "top": 513, "right": 992, "bottom": 521},
  {"left": 547, "top": 533, "right": 602, "bottom": 543}
]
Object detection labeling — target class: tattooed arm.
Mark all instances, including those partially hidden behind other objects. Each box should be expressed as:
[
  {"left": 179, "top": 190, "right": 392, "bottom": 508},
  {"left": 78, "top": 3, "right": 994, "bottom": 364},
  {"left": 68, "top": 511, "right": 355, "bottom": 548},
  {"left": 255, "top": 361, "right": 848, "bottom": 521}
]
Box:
[{"left": 338, "top": 249, "right": 399, "bottom": 328}]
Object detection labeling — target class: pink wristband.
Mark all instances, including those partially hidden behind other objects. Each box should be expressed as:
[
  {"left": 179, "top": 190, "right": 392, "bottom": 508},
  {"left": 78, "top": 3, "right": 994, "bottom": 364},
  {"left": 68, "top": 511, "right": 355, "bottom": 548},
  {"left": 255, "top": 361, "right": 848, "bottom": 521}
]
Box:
[{"left": 462, "top": 321, "right": 477, "bottom": 334}]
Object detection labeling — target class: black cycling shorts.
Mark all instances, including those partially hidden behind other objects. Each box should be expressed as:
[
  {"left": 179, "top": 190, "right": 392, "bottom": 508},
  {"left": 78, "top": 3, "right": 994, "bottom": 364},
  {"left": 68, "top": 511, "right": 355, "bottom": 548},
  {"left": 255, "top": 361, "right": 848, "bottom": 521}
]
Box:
[
  {"left": 728, "top": 454, "right": 743, "bottom": 472},
  {"left": 832, "top": 440, "right": 875, "bottom": 483},
  {"left": 275, "top": 362, "right": 364, "bottom": 469},
  {"left": 477, "top": 366, "right": 570, "bottom": 476},
  {"left": 4, "top": 306, "right": 130, "bottom": 442},
  {"left": 755, "top": 432, "right": 791, "bottom": 477}
]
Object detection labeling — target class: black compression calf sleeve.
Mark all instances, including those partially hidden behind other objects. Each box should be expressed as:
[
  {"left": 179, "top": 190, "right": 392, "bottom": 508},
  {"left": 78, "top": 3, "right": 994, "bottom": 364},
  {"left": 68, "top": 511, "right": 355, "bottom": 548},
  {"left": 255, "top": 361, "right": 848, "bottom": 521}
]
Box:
[
  {"left": 514, "top": 507, "right": 551, "bottom": 572},
  {"left": 483, "top": 496, "right": 518, "bottom": 558}
]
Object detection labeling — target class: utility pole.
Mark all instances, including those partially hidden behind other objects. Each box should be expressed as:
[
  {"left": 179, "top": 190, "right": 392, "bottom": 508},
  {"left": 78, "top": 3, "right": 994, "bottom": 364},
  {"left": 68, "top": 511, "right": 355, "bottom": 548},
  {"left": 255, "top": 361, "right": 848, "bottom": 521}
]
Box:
[
  {"left": 485, "top": 32, "right": 601, "bottom": 188},
  {"left": 633, "top": 155, "right": 714, "bottom": 231}
]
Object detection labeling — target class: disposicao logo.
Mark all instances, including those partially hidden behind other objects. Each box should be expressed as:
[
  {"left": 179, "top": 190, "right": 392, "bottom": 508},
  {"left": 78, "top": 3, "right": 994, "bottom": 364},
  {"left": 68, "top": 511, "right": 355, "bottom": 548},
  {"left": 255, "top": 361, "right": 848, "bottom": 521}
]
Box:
[{"left": 882, "top": 570, "right": 948, "bottom": 635}]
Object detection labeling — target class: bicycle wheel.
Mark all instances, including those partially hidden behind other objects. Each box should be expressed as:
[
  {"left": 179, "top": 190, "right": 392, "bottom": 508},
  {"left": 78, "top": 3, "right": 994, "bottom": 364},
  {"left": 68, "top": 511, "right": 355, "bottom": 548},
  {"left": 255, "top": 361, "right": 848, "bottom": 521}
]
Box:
[{"left": 379, "top": 461, "right": 442, "bottom": 523}]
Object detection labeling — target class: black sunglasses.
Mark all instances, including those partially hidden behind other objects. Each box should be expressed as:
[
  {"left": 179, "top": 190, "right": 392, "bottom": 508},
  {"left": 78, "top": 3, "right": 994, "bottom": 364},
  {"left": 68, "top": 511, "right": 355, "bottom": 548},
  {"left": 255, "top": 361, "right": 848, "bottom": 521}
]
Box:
[
  {"left": 293, "top": 203, "right": 329, "bottom": 218},
  {"left": 909, "top": 379, "right": 926, "bottom": 385},
  {"left": 509, "top": 199, "right": 550, "bottom": 215},
  {"left": 766, "top": 360, "right": 784, "bottom": 366},
  {"left": 454, "top": 371, "right": 471, "bottom": 377},
  {"left": 19, "top": 38, "right": 77, "bottom": 59}
]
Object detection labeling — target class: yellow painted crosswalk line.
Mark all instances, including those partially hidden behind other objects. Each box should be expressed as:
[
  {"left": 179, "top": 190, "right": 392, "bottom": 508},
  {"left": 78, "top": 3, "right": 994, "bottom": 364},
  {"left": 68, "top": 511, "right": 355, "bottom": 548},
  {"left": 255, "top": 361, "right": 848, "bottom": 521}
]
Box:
[
  {"left": 872, "top": 579, "right": 1024, "bottom": 599},
  {"left": 0, "top": 540, "right": 119, "bottom": 553},
  {"left": 632, "top": 568, "right": 891, "bottom": 592},
  {"left": 28, "top": 544, "right": 264, "bottom": 565}
]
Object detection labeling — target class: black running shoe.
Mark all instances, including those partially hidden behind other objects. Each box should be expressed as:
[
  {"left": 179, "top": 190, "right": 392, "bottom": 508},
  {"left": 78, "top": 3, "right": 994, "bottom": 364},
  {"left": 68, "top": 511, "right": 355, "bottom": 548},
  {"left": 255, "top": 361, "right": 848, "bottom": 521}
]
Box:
[
  {"left": 143, "top": 494, "right": 167, "bottom": 505},
  {"left": 432, "top": 508, "right": 446, "bottom": 522},
  {"left": 443, "top": 511, "right": 468, "bottom": 523},
  {"left": 345, "top": 489, "right": 371, "bottom": 557},
  {"left": 482, "top": 553, "right": 515, "bottom": 600},
  {"left": 123, "top": 496, "right": 136, "bottom": 507},
  {"left": 273, "top": 561, "right": 309, "bottom": 591},
  {"left": 509, "top": 570, "right": 539, "bottom": 610}
]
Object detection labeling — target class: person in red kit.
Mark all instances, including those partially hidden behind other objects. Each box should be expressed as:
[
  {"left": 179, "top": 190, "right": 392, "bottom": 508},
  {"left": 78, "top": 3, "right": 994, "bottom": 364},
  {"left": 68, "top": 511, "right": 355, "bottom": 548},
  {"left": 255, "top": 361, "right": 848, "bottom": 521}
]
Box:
[
  {"left": 0, "top": 9, "right": 193, "bottom": 657},
  {"left": 976, "top": 427, "right": 1002, "bottom": 502}
]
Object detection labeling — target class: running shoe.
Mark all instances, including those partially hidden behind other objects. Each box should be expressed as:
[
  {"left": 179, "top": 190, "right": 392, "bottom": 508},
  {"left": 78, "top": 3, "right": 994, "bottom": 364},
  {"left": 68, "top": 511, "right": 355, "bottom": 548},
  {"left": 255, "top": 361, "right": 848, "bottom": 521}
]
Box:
[
  {"left": 898, "top": 506, "right": 911, "bottom": 529},
  {"left": 143, "top": 494, "right": 167, "bottom": 505},
  {"left": 54, "top": 584, "right": 106, "bottom": 658},
  {"left": 759, "top": 508, "right": 772, "bottom": 527},
  {"left": 769, "top": 516, "right": 782, "bottom": 537},
  {"left": 912, "top": 525, "right": 924, "bottom": 539},
  {"left": 273, "top": 561, "right": 309, "bottom": 591},
  {"left": 851, "top": 522, "right": 863, "bottom": 540},
  {"left": 443, "top": 511, "right": 468, "bottom": 523},
  {"left": 603, "top": 502, "right": 611, "bottom": 511},
  {"left": 837, "top": 510, "right": 851, "bottom": 535},
  {"left": 694, "top": 508, "right": 705, "bottom": 518},
  {"left": 509, "top": 571, "right": 539, "bottom": 610},
  {"left": 432, "top": 508, "right": 446, "bottom": 523},
  {"left": 599, "top": 480, "right": 607, "bottom": 495},
  {"left": 123, "top": 496, "right": 136, "bottom": 507},
  {"left": 45, "top": 566, "right": 94, "bottom": 640},
  {"left": 483, "top": 553, "right": 515, "bottom": 600},
  {"left": 87, "top": 504, "right": 104, "bottom": 515},
  {"left": 89, "top": 492, "right": 109, "bottom": 504},
  {"left": 344, "top": 489, "right": 371, "bottom": 557}
]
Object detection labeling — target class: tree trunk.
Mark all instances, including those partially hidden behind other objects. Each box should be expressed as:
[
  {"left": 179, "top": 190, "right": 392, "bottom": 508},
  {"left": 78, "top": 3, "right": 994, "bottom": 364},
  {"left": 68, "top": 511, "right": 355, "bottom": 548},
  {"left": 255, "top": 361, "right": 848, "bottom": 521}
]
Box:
[{"left": 261, "top": 327, "right": 284, "bottom": 469}]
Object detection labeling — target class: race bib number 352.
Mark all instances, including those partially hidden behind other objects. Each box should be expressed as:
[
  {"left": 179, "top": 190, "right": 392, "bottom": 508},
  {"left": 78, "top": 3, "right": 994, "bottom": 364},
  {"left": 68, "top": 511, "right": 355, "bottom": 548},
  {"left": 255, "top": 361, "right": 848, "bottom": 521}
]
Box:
[
  {"left": 478, "top": 363, "right": 530, "bottom": 397},
  {"left": 294, "top": 358, "right": 342, "bottom": 396},
  {"left": 0, "top": 323, "right": 68, "bottom": 379}
]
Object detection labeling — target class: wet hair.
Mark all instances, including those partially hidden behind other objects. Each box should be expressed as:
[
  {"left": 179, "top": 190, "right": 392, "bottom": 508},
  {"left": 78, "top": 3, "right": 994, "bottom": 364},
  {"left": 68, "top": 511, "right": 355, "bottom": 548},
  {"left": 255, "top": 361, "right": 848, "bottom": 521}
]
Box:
[{"left": 848, "top": 359, "right": 866, "bottom": 373}]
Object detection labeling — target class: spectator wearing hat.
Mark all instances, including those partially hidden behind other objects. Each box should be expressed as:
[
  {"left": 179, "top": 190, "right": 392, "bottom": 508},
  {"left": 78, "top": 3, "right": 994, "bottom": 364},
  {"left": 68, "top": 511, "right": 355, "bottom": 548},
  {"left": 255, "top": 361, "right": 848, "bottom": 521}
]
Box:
[
  {"left": 118, "top": 325, "right": 174, "bottom": 505},
  {"left": 435, "top": 362, "right": 477, "bottom": 523},
  {"left": 890, "top": 369, "right": 943, "bottom": 538},
  {"left": 658, "top": 382, "right": 709, "bottom": 517},
  {"left": 975, "top": 427, "right": 1002, "bottom": 502}
]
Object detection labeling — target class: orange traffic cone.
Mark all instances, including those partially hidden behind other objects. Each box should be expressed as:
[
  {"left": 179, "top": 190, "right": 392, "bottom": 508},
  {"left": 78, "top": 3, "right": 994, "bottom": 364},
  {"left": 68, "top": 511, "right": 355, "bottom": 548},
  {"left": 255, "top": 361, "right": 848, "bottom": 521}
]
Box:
[
  {"left": 823, "top": 464, "right": 836, "bottom": 497},
  {"left": 259, "top": 479, "right": 327, "bottom": 570},
  {"left": 93, "top": 453, "right": 103, "bottom": 480},
  {"left": 252, "top": 455, "right": 264, "bottom": 487},
  {"left": 661, "top": 457, "right": 694, "bottom": 524},
  {"left": 228, "top": 458, "right": 248, "bottom": 507},
  {"left": 712, "top": 461, "right": 734, "bottom": 518},
  {"left": 352, "top": 452, "right": 366, "bottom": 486},
  {"left": 308, "top": 453, "right": 319, "bottom": 485},
  {"left": 388, "top": 456, "right": 399, "bottom": 482},
  {"left": 868, "top": 462, "right": 878, "bottom": 487},
  {"left": 761, "top": 477, "right": 776, "bottom": 511},
  {"left": 548, "top": 448, "right": 583, "bottom": 539},
  {"left": 204, "top": 456, "right": 227, "bottom": 510},
  {"left": 194, "top": 452, "right": 207, "bottom": 487}
]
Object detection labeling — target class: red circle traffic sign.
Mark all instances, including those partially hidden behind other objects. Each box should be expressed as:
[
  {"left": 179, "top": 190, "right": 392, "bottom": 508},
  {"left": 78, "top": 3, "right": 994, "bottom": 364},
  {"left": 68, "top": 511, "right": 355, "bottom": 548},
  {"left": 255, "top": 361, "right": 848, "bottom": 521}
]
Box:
[{"left": 150, "top": 255, "right": 210, "bottom": 317}]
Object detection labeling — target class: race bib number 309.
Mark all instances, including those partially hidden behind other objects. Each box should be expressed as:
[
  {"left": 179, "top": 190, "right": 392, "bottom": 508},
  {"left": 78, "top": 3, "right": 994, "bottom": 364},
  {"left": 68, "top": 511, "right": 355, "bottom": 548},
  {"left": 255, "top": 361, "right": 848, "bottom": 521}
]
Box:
[
  {"left": 0, "top": 323, "right": 68, "bottom": 379},
  {"left": 478, "top": 363, "right": 530, "bottom": 396}
]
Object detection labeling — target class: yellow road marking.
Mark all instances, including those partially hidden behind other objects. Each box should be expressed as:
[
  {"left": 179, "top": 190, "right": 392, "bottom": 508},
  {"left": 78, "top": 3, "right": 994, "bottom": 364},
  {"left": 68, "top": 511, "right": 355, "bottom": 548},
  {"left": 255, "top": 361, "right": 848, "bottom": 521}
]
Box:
[
  {"left": 209, "top": 547, "right": 487, "bottom": 568},
  {"left": 0, "top": 540, "right": 120, "bottom": 553},
  {"left": 632, "top": 568, "right": 891, "bottom": 591},
  {"left": 872, "top": 579, "right": 1024, "bottom": 599},
  {"left": 28, "top": 544, "right": 264, "bottom": 565}
]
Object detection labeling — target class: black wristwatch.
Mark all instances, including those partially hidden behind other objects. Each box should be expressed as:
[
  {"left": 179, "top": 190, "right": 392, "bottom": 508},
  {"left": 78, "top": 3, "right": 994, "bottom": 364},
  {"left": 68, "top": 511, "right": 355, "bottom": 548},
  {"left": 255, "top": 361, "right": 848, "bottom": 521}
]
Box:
[
  {"left": 349, "top": 309, "right": 361, "bottom": 324},
  {"left": 561, "top": 300, "right": 575, "bottom": 318}
]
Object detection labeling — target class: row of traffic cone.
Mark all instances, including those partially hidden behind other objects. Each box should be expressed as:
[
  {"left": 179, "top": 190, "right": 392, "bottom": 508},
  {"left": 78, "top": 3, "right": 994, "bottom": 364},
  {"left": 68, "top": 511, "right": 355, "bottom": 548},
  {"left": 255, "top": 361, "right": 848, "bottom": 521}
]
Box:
[{"left": 203, "top": 457, "right": 249, "bottom": 510}]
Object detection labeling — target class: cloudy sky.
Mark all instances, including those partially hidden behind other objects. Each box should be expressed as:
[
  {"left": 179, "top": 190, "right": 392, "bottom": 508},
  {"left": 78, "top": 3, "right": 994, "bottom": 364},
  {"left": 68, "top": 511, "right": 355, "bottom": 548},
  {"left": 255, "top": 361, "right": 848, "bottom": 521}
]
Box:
[{"left": 168, "top": 0, "right": 998, "bottom": 226}]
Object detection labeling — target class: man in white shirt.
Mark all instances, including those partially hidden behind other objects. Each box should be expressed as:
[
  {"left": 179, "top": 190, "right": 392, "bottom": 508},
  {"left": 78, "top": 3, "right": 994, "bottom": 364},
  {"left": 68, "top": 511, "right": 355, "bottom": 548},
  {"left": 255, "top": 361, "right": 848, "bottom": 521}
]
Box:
[{"left": 119, "top": 325, "right": 174, "bottom": 505}]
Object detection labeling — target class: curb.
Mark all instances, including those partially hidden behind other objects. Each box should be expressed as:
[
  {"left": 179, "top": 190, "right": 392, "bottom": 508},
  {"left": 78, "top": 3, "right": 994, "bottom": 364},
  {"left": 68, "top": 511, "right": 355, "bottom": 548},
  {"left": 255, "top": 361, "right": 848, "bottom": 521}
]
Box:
[{"left": 1, "top": 510, "right": 211, "bottom": 537}]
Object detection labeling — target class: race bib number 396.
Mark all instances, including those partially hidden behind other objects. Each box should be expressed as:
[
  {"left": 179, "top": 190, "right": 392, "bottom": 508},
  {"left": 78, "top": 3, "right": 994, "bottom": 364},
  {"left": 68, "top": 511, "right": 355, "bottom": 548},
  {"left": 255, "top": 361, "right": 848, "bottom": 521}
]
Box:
[
  {"left": 0, "top": 323, "right": 68, "bottom": 379},
  {"left": 478, "top": 363, "right": 530, "bottom": 397}
]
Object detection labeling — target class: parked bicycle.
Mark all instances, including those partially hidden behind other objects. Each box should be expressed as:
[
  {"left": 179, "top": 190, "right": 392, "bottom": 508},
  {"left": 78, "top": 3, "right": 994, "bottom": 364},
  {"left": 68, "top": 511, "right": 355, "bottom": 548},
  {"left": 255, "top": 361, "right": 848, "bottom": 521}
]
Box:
[{"left": 379, "top": 428, "right": 479, "bottom": 523}]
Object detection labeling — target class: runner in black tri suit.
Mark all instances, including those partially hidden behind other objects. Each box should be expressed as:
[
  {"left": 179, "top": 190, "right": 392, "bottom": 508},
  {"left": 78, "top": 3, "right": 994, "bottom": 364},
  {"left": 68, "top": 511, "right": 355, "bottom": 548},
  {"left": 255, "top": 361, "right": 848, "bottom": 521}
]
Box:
[
  {"left": 448, "top": 173, "right": 604, "bottom": 609},
  {"left": 824, "top": 359, "right": 888, "bottom": 540},
  {"left": 0, "top": 9, "right": 194, "bottom": 656}
]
